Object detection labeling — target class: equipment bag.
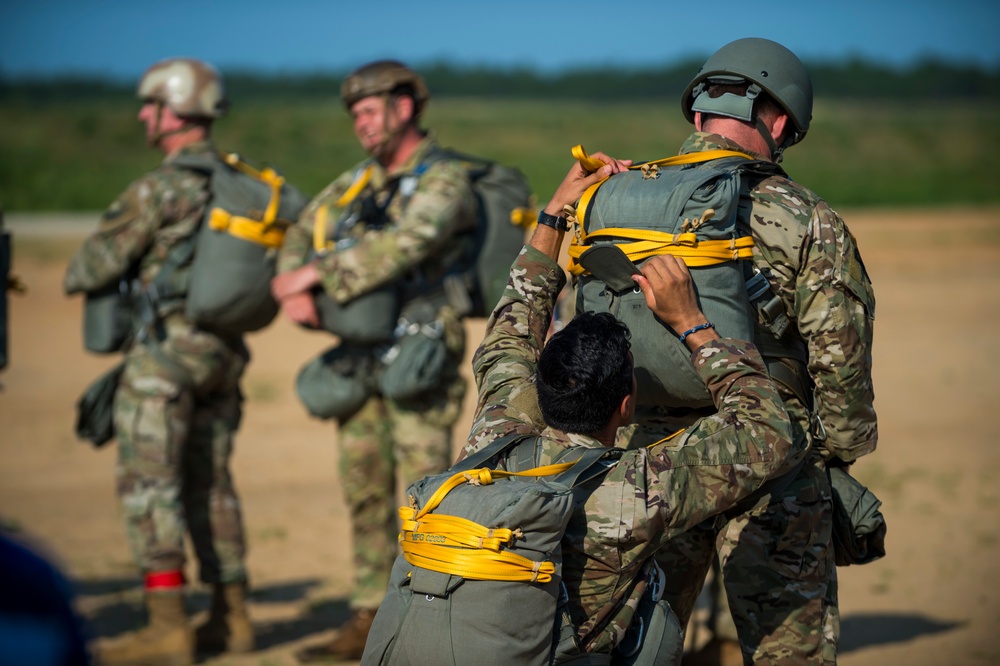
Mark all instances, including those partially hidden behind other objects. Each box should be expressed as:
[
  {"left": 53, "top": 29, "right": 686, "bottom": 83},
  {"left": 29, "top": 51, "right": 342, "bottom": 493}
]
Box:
[
  {"left": 172, "top": 151, "right": 309, "bottom": 335},
  {"left": 295, "top": 343, "right": 377, "bottom": 421},
  {"left": 82, "top": 272, "right": 136, "bottom": 354},
  {"left": 829, "top": 465, "right": 887, "bottom": 566},
  {"left": 568, "top": 147, "right": 780, "bottom": 409},
  {"left": 75, "top": 362, "right": 125, "bottom": 447},
  {"left": 362, "top": 435, "right": 619, "bottom": 666}
]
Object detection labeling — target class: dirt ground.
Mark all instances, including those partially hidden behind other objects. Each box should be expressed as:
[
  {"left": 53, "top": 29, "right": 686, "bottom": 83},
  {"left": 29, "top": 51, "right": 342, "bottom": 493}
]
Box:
[{"left": 2, "top": 207, "right": 999, "bottom": 665}]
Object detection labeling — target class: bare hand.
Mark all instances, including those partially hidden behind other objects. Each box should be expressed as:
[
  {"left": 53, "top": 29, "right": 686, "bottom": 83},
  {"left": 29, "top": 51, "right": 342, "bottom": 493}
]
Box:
[
  {"left": 278, "top": 290, "right": 320, "bottom": 328},
  {"left": 271, "top": 264, "right": 321, "bottom": 302},
  {"left": 544, "top": 151, "right": 632, "bottom": 217},
  {"left": 632, "top": 255, "right": 707, "bottom": 334}
]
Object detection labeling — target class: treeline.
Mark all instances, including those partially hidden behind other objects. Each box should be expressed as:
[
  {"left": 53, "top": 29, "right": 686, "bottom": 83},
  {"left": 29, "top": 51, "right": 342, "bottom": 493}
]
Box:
[{"left": 3, "top": 57, "right": 998, "bottom": 103}]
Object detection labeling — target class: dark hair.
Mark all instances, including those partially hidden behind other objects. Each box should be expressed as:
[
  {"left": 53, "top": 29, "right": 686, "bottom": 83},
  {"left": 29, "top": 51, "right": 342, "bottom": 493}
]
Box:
[
  {"left": 536, "top": 312, "right": 633, "bottom": 435},
  {"left": 388, "top": 84, "right": 423, "bottom": 122},
  {"left": 705, "top": 81, "right": 783, "bottom": 122}
]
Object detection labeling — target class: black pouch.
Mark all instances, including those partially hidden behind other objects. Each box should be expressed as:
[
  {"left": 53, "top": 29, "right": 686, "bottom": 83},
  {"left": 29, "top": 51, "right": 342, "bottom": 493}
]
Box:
[
  {"left": 75, "top": 363, "right": 125, "bottom": 447},
  {"left": 829, "top": 466, "right": 887, "bottom": 566}
]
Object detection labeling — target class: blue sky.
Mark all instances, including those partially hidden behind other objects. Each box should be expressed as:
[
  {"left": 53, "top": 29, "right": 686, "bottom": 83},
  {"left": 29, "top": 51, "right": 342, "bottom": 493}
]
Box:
[{"left": 1, "top": 0, "right": 998, "bottom": 80}]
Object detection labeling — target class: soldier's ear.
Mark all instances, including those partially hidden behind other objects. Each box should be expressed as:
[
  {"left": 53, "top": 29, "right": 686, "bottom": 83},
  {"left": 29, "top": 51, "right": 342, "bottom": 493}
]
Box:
[{"left": 392, "top": 95, "right": 416, "bottom": 125}]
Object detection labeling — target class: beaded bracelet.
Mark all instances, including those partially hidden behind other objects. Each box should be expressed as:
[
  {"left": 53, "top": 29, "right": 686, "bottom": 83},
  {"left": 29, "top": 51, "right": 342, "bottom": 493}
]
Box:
[{"left": 678, "top": 322, "right": 715, "bottom": 342}]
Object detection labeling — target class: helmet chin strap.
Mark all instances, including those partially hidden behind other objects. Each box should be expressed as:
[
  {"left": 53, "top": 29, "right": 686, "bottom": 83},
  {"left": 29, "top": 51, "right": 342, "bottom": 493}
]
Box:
[
  {"left": 147, "top": 101, "right": 197, "bottom": 147},
  {"left": 754, "top": 116, "right": 785, "bottom": 163}
]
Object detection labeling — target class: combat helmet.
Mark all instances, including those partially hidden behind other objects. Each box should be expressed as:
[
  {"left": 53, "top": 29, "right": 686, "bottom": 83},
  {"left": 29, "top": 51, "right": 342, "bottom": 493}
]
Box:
[
  {"left": 137, "top": 57, "right": 227, "bottom": 118},
  {"left": 340, "top": 60, "right": 429, "bottom": 114},
  {"left": 681, "top": 38, "right": 813, "bottom": 149}
]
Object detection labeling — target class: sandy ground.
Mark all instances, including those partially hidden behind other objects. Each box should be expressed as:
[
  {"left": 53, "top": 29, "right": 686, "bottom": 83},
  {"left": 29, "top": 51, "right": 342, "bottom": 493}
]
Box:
[{"left": 1, "top": 207, "right": 999, "bottom": 665}]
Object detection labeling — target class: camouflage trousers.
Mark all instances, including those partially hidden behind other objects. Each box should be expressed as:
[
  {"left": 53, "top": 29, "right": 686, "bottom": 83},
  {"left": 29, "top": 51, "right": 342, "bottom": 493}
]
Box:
[
  {"left": 336, "top": 370, "right": 466, "bottom": 611},
  {"left": 656, "top": 453, "right": 837, "bottom": 665},
  {"left": 113, "top": 315, "right": 249, "bottom": 585}
]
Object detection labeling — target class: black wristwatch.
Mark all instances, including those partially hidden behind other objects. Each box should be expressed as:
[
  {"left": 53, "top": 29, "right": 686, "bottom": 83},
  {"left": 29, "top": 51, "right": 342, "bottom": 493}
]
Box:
[{"left": 537, "top": 209, "right": 570, "bottom": 232}]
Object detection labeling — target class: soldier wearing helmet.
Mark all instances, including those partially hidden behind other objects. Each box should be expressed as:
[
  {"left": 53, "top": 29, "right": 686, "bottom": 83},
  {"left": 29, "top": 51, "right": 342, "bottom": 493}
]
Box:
[
  {"left": 271, "top": 60, "right": 477, "bottom": 662},
  {"left": 612, "top": 38, "right": 875, "bottom": 665},
  {"left": 64, "top": 57, "right": 301, "bottom": 664}
]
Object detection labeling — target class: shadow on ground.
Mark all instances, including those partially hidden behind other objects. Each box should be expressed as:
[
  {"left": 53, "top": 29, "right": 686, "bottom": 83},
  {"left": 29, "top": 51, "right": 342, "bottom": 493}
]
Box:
[
  {"left": 839, "top": 612, "right": 964, "bottom": 654},
  {"left": 73, "top": 576, "right": 355, "bottom": 654}
]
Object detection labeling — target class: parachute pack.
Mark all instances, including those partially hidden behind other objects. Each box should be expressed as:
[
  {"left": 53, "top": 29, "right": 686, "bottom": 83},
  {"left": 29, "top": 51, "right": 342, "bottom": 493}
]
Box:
[
  {"left": 428, "top": 148, "right": 534, "bottom": 318},
  {"left": 171, "top": 151, "right": 310, "bottom": 335},
  {"left": 362, "top": 434, "right": 620, "bottom": 665},
  {"left": 568, "top": 147, "right": 784, "bottom": 409}
]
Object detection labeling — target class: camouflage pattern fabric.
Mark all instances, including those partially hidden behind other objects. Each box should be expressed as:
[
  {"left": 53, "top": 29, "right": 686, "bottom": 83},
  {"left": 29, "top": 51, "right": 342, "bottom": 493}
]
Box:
[
  {"left": 459, "top": 245, "right": 798, "bottom": 655},
  {"left": 641, "top": 132, "right": 878, "bottom": 665},
  {"left": 65, "top": 141, "right": 250, "bottom": 584},
  {"left": 277, "top": 134, "right": 475, "bottom": 611}
]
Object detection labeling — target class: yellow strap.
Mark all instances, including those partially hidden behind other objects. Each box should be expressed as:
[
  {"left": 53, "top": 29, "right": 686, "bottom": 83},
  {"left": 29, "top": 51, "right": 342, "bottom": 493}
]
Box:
[
  {"left": 206, "top": 153, "right": 288, "bottom": 246},
  {"left": 208, "top": 209, "right": 289, "bottom": 248},
  {"left": 311, "top": 166, "right": 373, "bottom": 254},
  {"left": 401, "top": 539, "right": 557, "bottom": 582},
  {"left": 413, "top": 463, "right": 575, "bottom": 521},
  {"left": 646, "top": 427, "right": 687, "bottom": 448},
  {"left": 392, "top": 460, "right": 584, "bottom": 584},
  {"left": 568, "top": 144, "right": 758, "bottom": 274},
  {"left": 335, "top": 165, "right": 373, "bottom": 209},
  {"left": 566, "top": 232, "right": 755, "bottom": 275},
  {"left": 312, "top": 205, "right": 332, "bottom": 253}
]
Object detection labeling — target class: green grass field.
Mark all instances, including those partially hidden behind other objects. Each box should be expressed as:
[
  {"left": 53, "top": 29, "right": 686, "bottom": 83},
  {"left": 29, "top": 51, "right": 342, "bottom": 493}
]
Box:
[{"left": 2, "top": 97, "right": 997, "bottom": 211}]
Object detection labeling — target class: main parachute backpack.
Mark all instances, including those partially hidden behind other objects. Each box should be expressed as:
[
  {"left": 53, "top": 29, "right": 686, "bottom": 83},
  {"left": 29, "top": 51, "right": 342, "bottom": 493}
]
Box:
[
  {"left": 361, "top": 435, "right": 618, "bottom": 666},
  {"left": 173, "top": 151, "right": 309, "bottom": 335},
  {"left": 568, "top": 146, "right": 781, "bottom": 409},
  {"left": 431, "top": 149, "right": 534, "bottom": 318}
]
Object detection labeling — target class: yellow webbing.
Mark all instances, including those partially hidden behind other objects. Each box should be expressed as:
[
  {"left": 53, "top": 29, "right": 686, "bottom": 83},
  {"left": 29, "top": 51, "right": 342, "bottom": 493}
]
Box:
[
  {"left": 398, "top": 463, "right": 575, "bottom": 584},
  {"left": 208, "top": 152, "right": 289, "bottom": 248},
  {"left": 312, "top": 166, "right": 373, "bottom": 254},
  {"left": 566, "top": 145, "right": 757, "bottom": 275}
]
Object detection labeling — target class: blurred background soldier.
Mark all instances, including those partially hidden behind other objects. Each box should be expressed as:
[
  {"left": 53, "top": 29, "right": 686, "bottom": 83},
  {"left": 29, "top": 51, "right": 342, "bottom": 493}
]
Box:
[
  {"left": 271, "top": 60, "right": 477, "bottom": 662},
  {"left": 641, "top": 38, "right": 877, "bottom": 665},
  {"left": 63, "top": 58, "right": 306, "bottom": 664}
]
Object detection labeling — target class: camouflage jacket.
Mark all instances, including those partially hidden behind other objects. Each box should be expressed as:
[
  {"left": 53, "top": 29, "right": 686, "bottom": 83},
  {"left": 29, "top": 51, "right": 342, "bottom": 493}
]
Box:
[
  {"left": 277, "top": 134, "right": 477, "bottom": 306},
  {"left": 64, "top": 141, "right": 214, "bottom": 299},
  {"left": 679, "top": 133, "right": 878, "bottom": 463},
  {"left": 461, "top": 245, "right": 796, "bottom": 654}
]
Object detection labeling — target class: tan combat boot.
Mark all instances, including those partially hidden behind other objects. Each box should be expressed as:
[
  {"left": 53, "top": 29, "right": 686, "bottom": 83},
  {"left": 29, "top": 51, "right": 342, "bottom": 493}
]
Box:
[
  {"left": 96, "top": 589, "right": 193, "bottom": 666},
  {"left": 295, "top": 607, "right": 377, "bottom": 663},
  {"left": 194, "top": 582, "right": 255, "bottom": 654}
]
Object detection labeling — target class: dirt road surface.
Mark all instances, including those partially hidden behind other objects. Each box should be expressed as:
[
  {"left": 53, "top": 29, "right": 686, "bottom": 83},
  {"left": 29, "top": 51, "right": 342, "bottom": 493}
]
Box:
[{"left": 2, "top": 208, "right": 998, "bottom": 665}]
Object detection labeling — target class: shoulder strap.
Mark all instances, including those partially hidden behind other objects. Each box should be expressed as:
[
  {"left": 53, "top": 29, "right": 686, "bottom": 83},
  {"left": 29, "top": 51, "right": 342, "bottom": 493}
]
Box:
[
  {"left": 457, "top": 433, "right": 621, "bottom": 488},
  {"left": 451, "top": 432, "right": 532, "bottom": 474}
]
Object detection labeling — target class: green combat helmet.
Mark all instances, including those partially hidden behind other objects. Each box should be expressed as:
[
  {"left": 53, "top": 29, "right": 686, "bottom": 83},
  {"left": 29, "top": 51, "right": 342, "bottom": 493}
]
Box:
[
  {"left": 137, "top": 57, "right": 228, "bottom": 119},
  {"left": 340, "top": 59, "right": 430, "bottom": 115},
  {"left": 681, "top": 38, "right": 813, "bottom": 159}
]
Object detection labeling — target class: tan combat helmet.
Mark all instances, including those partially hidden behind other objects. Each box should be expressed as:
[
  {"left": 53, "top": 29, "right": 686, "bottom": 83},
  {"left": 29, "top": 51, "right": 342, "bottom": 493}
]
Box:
[
  {"left": 340, "top": 60, "right": 429, "bottom": 115},
  {"left": 137, "top": 57, "right": 227, "bottom": 118}
]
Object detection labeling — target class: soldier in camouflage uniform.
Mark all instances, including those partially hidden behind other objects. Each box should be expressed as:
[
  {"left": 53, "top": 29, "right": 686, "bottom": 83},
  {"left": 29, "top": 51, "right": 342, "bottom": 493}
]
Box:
[
  {"left": 271, "top": 60, "right": 476, "bottom": 663},
  {"left": 636, "top": 39, "right": 878, "bottom": 666},
  {"left": 64, "top": 58, "right": 265, "bottom": 664},
  {"left": 450, "top": 155, "right": 799, "bottom": 662}
]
